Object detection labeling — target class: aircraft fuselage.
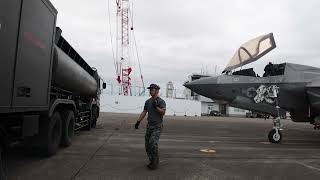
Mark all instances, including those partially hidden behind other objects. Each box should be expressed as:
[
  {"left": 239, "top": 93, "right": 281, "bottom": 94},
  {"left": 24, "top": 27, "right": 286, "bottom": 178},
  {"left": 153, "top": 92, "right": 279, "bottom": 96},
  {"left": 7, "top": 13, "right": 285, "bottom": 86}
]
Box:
[{"left": 185, "top": 63, "right": 320, "bottom": 123}]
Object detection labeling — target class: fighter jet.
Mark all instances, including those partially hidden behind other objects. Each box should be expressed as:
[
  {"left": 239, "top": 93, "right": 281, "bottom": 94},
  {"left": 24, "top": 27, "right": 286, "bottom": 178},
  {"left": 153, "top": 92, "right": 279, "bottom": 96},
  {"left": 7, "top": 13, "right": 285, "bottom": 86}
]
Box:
[{"left": 184, "top": 33, "right": 320, "bottom": 143}]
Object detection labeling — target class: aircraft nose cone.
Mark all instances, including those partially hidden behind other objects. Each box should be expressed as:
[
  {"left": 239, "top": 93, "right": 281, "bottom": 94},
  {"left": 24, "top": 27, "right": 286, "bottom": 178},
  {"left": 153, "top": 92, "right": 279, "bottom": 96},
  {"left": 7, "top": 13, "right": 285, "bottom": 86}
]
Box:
[
  {"left": 184, "top": 81, "right": 199, "bottom": 91},
  {"left": 184, "top": 77, "right": 218, "bottom": 97}
]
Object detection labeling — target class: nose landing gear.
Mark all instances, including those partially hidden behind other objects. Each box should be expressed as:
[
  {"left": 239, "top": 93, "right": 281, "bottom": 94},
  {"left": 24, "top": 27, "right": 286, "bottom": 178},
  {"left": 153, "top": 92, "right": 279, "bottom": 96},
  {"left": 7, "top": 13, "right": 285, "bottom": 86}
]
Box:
[
  {"left": 268, "top": 86, "right": 283, "bottom": 144},
  {"left": 268, "top": 126, "right": 282, "bottom": 143}
]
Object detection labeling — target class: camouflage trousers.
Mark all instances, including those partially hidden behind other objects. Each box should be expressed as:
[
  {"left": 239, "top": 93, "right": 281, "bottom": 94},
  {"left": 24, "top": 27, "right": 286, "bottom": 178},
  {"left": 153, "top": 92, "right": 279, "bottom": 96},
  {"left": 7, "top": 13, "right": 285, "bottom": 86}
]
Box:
[{"left": 145, "top": 124, "right": 163, "bottom": 167}]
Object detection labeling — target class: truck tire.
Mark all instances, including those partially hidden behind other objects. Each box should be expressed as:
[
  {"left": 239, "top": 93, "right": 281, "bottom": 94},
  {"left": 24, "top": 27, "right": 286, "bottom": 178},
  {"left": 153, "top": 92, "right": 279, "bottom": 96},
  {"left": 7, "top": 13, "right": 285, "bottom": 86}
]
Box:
[
  {"left": 97, "top": 107, "right": 100, "bottom": 118},
  {"left": 0, "top": 145, "right": 7, "bottom": 180},
  {"left": 40, "top": 112, "right": 62, "bottom": 156},
  {"left": 61, "top": 111, "right": 75, "bottom": 147},
  {"left": 91, "top": 106, "right": 98, "bottom": 128}
]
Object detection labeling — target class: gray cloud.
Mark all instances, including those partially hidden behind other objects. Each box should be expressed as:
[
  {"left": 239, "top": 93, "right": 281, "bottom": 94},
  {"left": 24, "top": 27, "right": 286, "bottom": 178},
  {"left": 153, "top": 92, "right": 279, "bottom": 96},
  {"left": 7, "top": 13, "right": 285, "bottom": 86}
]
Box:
[{"left": 50, "top": 0, "right": 320, "bottom": 91}]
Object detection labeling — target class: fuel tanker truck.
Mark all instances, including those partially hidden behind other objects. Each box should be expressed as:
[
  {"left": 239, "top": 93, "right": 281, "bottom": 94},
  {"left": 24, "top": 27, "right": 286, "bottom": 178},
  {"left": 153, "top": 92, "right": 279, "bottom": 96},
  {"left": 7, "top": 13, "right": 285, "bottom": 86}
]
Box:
[{"left": 0, "top": 0, "right": 106, "bottom": 177}]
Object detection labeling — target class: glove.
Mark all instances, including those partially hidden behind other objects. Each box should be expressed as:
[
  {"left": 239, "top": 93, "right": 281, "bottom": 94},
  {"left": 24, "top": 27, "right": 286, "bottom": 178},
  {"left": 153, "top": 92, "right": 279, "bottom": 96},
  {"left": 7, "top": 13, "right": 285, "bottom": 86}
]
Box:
[
  {"left": 135, "top": 121, "right": 140, "bottom": 129},
  {"left": 152, "top": 98, "right": 160, "bottom": 109}
]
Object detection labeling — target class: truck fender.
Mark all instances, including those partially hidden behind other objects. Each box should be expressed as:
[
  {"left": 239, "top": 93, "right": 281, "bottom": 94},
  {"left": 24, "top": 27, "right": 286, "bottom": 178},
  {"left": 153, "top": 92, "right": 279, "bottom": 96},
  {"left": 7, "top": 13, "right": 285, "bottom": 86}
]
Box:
[{"left": 49, "top": 99, "right": 76, "bottom": 117}]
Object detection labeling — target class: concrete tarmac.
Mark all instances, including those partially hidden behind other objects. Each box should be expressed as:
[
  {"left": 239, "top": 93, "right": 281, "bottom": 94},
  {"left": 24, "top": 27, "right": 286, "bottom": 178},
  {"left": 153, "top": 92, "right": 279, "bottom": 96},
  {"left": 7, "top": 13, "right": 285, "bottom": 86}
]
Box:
[{"left": 6, "top": 113, "right": 320, "bottom": 180}]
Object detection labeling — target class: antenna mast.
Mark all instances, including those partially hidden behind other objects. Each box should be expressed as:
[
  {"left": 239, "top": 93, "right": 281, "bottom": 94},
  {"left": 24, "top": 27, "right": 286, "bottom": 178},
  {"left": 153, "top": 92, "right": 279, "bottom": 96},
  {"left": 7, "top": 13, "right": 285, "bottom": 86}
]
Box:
[{"left": 116, "top": 0, "right": 132, "bottom": 96}]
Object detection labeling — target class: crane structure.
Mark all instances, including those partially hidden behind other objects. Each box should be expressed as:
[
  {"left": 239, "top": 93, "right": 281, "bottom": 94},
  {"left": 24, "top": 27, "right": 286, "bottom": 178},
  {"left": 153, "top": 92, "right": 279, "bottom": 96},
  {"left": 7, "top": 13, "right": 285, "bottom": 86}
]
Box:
[
  {"left": 116, "top": 0, "right": 132, "bottom": 96},
  {"left": 109, "top": 0, "right": 145, "bottom": 96}
]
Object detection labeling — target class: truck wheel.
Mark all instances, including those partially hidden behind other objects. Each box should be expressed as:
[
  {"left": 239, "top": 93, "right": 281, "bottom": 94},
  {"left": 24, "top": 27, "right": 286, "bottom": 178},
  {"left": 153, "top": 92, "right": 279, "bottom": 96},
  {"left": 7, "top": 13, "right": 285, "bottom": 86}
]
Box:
[
  {"left": 91, "top": 107, "right": 98, "bottom": 128},
  {"left": 0, "top": 145, "right": 7, "bottom": 180},
  {"left": 41, "top": 112, "right": 62, "bottom": 156},
  {"left": 61, "top": 111, "right": 75, "bottom": 147},
  {"left": 97, "top": 108, "right": 100, "bottom": 118}
]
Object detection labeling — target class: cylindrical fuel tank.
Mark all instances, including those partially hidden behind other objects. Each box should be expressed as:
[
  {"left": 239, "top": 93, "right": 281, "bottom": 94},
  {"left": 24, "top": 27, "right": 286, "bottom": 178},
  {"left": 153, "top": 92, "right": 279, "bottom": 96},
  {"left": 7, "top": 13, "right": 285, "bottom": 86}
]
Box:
[{"left": 52, "top": 46, "right": 97, "bottom": 97}]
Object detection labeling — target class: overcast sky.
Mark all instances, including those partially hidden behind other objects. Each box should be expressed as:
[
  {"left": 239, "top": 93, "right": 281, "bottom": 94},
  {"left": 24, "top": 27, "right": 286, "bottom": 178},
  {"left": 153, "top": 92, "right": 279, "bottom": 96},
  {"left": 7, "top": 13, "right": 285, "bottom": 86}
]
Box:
[{"left": 50, "top": 0, "right": 320, "bottom": 93}]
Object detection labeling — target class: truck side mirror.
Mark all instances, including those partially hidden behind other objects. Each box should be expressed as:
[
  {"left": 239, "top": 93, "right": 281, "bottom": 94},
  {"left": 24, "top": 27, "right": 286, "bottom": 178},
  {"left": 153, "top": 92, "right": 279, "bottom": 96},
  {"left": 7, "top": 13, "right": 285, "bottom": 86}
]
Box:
[{"left": 103, "top": 83, "right": 106, "bottom": 89}]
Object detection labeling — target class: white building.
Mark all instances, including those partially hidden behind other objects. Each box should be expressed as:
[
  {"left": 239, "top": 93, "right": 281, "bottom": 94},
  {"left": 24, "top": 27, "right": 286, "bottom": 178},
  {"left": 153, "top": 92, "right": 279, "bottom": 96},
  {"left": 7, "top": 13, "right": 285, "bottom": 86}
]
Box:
[
  {"left": 185, "top": 74, "right": 248, "bottom": 117},
  {"left": 99, "top": 83, "right": 202, "bottom": 116},
  {"left": 166, "top": 81, "right": 175, "bottom": 98}
]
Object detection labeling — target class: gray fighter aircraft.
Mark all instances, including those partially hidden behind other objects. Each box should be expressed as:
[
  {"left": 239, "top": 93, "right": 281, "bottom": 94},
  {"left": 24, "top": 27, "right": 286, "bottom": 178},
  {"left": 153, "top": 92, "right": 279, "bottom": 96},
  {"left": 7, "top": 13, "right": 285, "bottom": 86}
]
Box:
[{"left": 184, "top": 33, "right": 320, "bottom": 143}]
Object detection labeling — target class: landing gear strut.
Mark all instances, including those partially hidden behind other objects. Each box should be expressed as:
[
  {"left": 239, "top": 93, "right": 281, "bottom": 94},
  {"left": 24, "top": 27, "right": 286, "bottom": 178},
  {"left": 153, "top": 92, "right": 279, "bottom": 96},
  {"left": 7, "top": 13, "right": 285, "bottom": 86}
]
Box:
[{"left": 268, "top": 86, "right": 283, "bottom": 144}]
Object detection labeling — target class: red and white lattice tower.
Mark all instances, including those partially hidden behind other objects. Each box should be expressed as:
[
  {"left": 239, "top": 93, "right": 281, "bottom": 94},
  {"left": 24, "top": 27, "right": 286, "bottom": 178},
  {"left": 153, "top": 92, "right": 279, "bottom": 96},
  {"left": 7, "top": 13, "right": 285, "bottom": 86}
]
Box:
[{"left": 116, "top": 0, "right": 132, "bottom": 96}]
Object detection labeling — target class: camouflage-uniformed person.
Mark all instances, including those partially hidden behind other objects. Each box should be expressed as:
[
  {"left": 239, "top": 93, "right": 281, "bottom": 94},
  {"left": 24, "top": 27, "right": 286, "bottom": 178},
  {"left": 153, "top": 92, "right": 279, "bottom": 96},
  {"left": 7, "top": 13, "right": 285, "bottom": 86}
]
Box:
[{"left": 135, "top": 84, "right": 166, "bottom": 170}]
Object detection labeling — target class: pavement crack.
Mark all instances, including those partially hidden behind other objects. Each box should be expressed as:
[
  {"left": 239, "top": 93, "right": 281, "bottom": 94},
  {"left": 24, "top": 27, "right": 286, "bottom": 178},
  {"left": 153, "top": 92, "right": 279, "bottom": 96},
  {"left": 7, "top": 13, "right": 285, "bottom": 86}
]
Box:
[
  {"left": 296, "top": 161, "right": 320, "bottom": 172},
  {"left": 69, "top": 119, "right": 127, "bottom": 180}
]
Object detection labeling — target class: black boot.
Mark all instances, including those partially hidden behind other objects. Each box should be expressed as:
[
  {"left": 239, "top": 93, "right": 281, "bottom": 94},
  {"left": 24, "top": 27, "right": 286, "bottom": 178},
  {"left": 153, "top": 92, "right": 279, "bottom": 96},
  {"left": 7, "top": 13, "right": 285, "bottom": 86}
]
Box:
[
  {"left": 147, "top": 157, "right": 158, "bottom": 170},
  {"left": 147, "top": 157, "right": 157, "bottom": 170},
  {"left": 147, "top": 163, "right": 157, "bottom": 170}
]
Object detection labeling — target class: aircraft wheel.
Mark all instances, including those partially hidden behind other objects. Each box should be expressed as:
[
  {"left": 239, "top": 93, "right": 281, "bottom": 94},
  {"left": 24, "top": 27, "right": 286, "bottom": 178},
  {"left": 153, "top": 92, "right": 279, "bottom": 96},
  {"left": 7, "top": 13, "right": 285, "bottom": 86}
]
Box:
[{"left": 268, "top": 129, "right": 282, "bottom": 144}]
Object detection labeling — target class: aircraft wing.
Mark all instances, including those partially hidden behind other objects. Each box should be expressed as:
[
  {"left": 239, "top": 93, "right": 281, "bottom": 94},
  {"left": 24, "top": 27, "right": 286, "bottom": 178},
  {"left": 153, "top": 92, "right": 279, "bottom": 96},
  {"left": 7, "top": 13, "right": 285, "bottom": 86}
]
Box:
[{"left": 223, "top": 33, "right": 276, "bottom": 73}]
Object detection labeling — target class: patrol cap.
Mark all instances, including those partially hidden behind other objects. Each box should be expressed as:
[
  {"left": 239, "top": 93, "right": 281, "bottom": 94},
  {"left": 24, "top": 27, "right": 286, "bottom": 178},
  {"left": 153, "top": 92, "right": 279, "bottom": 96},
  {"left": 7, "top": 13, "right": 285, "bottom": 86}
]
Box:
[{"left": 147, "top": 84, "right": 160, "bottom": 90}]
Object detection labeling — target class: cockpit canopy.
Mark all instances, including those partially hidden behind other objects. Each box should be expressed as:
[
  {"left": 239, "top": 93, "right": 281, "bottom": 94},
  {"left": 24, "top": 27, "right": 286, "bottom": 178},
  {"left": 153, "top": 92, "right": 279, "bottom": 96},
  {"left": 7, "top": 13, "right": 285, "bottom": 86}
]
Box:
[{"left": 223, "top": 33, "right": 276, "bottom": 73}]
